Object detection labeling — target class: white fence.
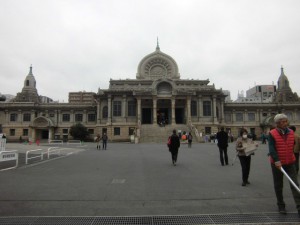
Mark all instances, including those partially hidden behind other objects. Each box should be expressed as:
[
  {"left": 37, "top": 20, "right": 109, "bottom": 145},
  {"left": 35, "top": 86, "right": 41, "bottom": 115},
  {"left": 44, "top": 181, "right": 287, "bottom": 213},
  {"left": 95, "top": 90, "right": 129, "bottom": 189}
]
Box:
[
  {"left": 0, "top": 138, "right": 6, "bottom": 151},
  {"left": 48, "top": 140, "right": 63, "bottom": 145},
  {"left": 25, "top": 149, "right": 43, "bottom": 164},
  {"left": 67, "top": 140, "right": 81, "bottom": 145},
  {"left": 0, "top": 150, "right": 18, "bottom": 171}
]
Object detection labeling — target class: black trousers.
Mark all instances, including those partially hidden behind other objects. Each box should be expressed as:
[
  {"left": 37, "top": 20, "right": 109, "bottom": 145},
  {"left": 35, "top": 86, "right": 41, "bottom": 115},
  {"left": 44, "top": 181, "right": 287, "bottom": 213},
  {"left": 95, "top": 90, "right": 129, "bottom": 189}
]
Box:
[
  {"left": 218, "top": 147, "right": 228, "bottom": 165},
  {"left": 170, "top": 149, "right": 179, "bottom": 162},
  {"left": 238, "top": 155, "right": 251, "bottom": 182},
  {"left": 271, "top": 163, "right": 300, "bottom": 210}
]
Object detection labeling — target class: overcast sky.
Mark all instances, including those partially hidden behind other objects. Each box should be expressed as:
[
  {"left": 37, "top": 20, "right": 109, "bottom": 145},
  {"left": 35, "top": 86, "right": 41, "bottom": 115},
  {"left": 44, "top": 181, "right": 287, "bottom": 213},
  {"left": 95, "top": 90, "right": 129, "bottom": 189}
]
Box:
[{"left": 1, "top": 0, "right": 300, "bottom": 102}]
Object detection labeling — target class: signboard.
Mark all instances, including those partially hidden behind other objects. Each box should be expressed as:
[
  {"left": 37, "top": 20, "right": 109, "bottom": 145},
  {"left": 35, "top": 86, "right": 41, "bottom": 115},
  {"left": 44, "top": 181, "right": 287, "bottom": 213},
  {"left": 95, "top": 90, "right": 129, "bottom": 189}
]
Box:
[{"left": 0, "top": 151, "right": 18, "bottom": 161}]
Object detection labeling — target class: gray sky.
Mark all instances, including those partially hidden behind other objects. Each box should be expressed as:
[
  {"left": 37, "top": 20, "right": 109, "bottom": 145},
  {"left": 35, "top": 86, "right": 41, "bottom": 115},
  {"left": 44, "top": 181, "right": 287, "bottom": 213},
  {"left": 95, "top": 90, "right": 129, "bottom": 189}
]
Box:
[{"left": 1, "top": 0, "right": 300, "bottom": 102}]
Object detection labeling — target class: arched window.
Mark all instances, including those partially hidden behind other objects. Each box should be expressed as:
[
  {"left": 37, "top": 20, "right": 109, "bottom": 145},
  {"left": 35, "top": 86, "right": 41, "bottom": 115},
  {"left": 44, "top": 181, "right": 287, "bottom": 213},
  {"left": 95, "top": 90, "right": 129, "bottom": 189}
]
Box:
[
  {"left": 102, "top": 106, "right": 108, "bottom": 118},
  {"left": 26, "top": 80, "right": 29, "bottom": 86}
]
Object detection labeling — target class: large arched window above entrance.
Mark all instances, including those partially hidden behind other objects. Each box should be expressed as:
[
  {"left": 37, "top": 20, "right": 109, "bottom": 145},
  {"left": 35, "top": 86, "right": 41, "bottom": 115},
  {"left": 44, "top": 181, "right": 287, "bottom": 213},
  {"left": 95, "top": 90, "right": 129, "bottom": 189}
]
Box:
[{"left": 157, "top": 82, "right": 172, "bottom": 95}]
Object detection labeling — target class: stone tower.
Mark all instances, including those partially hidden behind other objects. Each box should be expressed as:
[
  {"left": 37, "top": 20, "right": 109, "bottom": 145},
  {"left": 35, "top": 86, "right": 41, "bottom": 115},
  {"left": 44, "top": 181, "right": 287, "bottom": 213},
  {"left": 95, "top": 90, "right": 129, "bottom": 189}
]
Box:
[
  {"left": 273, "top": 67, "right": 299, "bottom": 103},
  {"left": 13, "top": 65, "right": 40, "bottom": 103}
]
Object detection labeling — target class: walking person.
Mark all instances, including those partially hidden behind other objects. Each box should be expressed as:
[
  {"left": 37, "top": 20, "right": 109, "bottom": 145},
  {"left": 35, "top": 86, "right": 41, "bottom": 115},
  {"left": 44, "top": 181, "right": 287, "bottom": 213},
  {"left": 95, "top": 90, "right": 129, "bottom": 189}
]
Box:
[
  {"left": 269, "top": 114, "right": 300, "bottom": 215},
  {"left": 236, "top": 128, "right": 257, "bottom": 186},
  {"left": 187, "top": 132, "right": 193, "bottom": 148},
  {"left": 102, "top": 133, "right": 108, "bottom": 150},
  {"left": 168, "top": 129, "right": 180, "bottom": 166},
  {"left": 216, "top": 127, "right": 229, "bottom": 166},
  {"left": 289, "top": 125, "right": 300, "bottom": 174},
  {"left": 95, "top": 134, "right": 101, "bottom": 150}
]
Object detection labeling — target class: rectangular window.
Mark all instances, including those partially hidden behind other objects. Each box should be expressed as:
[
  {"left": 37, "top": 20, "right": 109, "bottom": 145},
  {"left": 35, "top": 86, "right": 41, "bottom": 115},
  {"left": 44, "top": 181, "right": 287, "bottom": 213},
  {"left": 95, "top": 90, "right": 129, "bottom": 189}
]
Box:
[
  {"left": 205, "top": 127, "right": 211, "bottom": 134},
  {"left": 75, "top": 114, "right": 83, "bottom": 122},
  {"left": 203, "top": 101, "right": 211, "bottom": 116},
  {"left": 63, "top": 129, "right": 68, "bottom": 134},
  {"left": 286, "top": 112, "right": 293, "bottom": 121},
  {"left": 88, "top": 114, "right": 96, "bottom": 122},
  {"left": 62, "top": 114, "right": 70, "bottom": 122},
  {"left": 23, "top": 113, "right": 31, "bottom": 122},
  {"left": 10, "top": 129, "right": 15, "bottom": 136},
  {"left": 248, "top": 113, "right": 255, "bottom": 121},
  {"left": 114, "top": 127, "right": 120, "bottom": 136},
  {"left": 113, "top": 101, "right": 122, "bottom": 117},
  {"left": 128, "top": 101, "right": 136, "bottom": 116},
  {"left": 225, "top": 113, "right": 231, "bottom": 122},
  {"left": 88, "top": 129, "right": 94, "bottom": 135},
  {"left": 236, "top": 113, "right": 243, "bottom": 122},
  {"left": 23, "top": 129, "right": 29, "bottom": 136},
  {"left": 10, "top": 113, "right": 18, "bottom": 122},
  {"left": 191, "top": 100, "right": 197, "bottom": 116}
]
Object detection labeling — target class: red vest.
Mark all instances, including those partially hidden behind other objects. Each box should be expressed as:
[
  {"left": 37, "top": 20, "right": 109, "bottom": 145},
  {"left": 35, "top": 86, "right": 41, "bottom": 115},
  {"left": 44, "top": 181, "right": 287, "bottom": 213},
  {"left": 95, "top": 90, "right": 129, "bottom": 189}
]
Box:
[{"left": 270, "top": 129, "right": 295, "bottom": 165}]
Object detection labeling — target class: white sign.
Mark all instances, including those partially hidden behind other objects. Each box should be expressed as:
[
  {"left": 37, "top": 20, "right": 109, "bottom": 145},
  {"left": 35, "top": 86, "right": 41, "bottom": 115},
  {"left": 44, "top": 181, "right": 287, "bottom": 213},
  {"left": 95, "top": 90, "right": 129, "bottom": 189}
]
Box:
[{"left": 0, "top": 151, "right": 18, "bottom": 161}]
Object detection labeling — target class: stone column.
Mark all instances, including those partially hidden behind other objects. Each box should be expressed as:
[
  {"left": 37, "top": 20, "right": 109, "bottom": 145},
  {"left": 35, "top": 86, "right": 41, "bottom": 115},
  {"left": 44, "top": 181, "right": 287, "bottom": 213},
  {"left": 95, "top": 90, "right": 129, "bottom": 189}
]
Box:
[
  {"left": 96, "top": 99, "right": 101, "bottom": 125},
  {"left": 83, "top": 110, "right": 87, "bottom": 124},
  {"left": 256, "top": 109, "right": 260, "bottom": 123},
  {"left": 187, "top": 96, "right": 191, "bottom": 124},
  {"left": 171, "top": 97, "right": 176, "bottom": 124},
  {"left": 107, "top": 95, "right": 112, "bottom": 125},
  {"left": 220, "top": 99, "right": 225, "bottom": 123},
  {"left": 48, "top": 128, "right": 53, "bottom": 141},
  {"left": 198, "top": 95, "right": 203, "bottom": 122},
  {"left": 70, "top": 110, "right": 74, "bottom": 123},
  {"left": 232, "top": 110, "right": 236, "bottom": 123},
  {"left": 5, "top": 110, "right": 8, "bottom": 123},
  {"left": 18, "top": 110, "right": 22, "bottom": 123},
  {"left": 122, "top": 95, "right": 127, "bottom": 120},
  {"left": 31, "top": 128, "right": 36, "bottom": 143},
  {"left": 137, "top": 97, "right": 141, "bottom": 123},
  {"left": 212, "top": 95, "right": 217, "bottom": 123},
  {"left": 244, "top": 109, "right": 247, "bottom": 124},
  {"left": 153, "top": 98, "right": 157, "bottom": 124}
]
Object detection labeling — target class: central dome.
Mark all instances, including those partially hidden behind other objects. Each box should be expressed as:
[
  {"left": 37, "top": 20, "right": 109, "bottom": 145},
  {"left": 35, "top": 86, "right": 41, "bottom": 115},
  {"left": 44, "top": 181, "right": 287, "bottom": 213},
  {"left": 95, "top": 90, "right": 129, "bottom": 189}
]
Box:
[{"left": 136, "top": 44, "right": 180, "bottom": 80}]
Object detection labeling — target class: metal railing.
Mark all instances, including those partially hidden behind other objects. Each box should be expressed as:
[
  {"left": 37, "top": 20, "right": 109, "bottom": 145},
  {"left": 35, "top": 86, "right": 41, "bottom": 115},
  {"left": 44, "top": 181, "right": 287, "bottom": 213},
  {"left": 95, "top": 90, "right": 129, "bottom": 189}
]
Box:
[
  {"left": 48, "top": 140, "right": 63, "bottom": 145},
  {"left": 25, "top": 149, "right": 43, "bottom": 164},
  {"left": 67, "top": 140, "right": 81, "bottom": 145}
]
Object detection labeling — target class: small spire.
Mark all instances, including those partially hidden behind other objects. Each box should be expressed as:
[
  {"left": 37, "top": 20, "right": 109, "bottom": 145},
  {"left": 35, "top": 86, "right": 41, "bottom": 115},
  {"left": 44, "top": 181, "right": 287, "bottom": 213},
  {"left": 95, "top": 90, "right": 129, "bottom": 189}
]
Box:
[
  {"left": 28, "top": 64, "right": 33, "bottom": 75},
  {"left": 280, "top": 65, "right": 284, "bottom": 76},
  {"left": 156, "top": 37, "right": 160, "bottom": 51}
]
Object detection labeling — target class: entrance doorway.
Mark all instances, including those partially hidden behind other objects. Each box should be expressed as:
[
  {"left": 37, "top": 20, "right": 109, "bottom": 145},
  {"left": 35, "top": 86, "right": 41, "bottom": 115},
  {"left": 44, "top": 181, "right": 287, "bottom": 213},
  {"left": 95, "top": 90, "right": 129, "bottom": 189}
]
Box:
[
  {"left": 41, "top": 130, "right": 49, "bottom": 139},
  {"left": 142, "top": 108, "right": 152, "bottom": 124},
  {"left": 175, "top": 108, "right": 184, "bottom": 124},
  {"left": 157, "top": 108, "right": 169, "bottom": 126}
]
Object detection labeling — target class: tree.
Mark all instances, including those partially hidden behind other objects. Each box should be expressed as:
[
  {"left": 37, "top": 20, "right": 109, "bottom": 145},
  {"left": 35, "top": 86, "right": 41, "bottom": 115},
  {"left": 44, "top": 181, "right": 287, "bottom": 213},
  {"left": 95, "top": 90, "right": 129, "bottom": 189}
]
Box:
[{"left": 69, "top": 123, "right": 89, "bottom": 141}]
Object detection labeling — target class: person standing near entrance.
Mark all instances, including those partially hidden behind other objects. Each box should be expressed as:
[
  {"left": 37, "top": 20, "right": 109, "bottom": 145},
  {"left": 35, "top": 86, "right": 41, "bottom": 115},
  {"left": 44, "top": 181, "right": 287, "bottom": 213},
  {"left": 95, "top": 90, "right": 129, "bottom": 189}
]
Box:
[
  {"left": 102, "top": 133, "right": 108, "bottom": 150},
  {"left": 169, "top": 129, "right": 180, "bottom": 166},
  {"left": 187, "top": 132, "right": 193, "bottom": 148},
  {"left": 96, "top": 134, "right": 101, "bottom": 150},
  {"left": 216, "top": 127, "right": 229, "bottom": 166},
  {"left": 268, "top": 114, "right": 300, "bottom": 215}
]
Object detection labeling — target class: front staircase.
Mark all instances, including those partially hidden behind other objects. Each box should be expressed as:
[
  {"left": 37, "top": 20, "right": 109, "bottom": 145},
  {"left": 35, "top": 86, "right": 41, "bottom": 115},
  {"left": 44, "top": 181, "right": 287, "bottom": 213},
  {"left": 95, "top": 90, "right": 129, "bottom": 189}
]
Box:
[{"left": 139, "top": 124, "right": 190, "bottom": 143}]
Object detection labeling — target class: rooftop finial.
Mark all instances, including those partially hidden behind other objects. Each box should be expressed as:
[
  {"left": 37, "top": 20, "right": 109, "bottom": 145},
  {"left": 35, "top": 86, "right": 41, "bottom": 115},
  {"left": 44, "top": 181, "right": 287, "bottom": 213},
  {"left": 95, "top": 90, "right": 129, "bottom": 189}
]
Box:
[
  {"left": 280, "top": 66, "right": 285, "bottom": 76},
  {"left": 156, "top": 37, "right": 160, "bottom": 51},
  {"left": 29, "top": 64, "right": 33, "bottom": 75}
]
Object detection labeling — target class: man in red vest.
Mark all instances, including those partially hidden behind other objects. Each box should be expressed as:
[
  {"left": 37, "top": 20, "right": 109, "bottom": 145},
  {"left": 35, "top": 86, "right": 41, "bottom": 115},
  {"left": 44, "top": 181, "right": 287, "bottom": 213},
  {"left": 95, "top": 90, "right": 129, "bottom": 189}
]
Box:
[{"left": 269, "top": 113, "right": 300, "bottom": 216}]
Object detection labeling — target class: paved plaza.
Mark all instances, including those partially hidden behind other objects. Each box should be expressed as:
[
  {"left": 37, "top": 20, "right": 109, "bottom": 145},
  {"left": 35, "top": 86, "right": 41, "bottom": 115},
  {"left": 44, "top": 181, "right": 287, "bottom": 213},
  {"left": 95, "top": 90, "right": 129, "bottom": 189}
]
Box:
[{"left": 0, "top": 141, "right": 300, "bottom": 224}]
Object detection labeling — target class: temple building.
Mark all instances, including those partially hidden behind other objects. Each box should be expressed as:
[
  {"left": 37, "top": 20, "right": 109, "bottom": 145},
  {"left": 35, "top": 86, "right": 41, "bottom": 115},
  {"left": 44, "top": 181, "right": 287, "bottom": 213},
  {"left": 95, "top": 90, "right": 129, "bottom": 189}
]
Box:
[{"left": 0, "top": 44, "right": 300, "bottom": 142}]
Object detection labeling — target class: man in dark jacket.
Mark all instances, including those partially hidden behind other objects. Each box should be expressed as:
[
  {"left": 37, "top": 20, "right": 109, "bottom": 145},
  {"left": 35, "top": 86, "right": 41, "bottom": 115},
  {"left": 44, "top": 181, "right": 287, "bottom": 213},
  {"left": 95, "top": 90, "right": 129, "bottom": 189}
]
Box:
[
  {"left": 169, "top": 129, "right": 180, "bottom": 166},
  {"left": 216, "top": 127, "right": 229, "bottom": 166}
]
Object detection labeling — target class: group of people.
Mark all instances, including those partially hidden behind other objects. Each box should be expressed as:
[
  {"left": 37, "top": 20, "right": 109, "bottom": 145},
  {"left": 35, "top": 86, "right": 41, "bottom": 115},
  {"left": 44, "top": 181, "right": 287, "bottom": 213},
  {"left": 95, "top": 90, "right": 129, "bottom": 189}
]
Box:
[
  {"left": 95, "top": 133, "right": 108, "bottom": 150},
  {"left": 168, "top": 113, "right": 300, "bottom": 216}
]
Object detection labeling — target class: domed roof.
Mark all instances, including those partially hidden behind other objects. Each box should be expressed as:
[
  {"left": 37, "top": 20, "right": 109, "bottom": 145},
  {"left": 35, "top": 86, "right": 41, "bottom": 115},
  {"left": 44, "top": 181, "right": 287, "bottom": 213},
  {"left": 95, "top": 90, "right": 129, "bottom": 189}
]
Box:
[{"left": 136, "top": 42, "right": 180, "bottom": 80}]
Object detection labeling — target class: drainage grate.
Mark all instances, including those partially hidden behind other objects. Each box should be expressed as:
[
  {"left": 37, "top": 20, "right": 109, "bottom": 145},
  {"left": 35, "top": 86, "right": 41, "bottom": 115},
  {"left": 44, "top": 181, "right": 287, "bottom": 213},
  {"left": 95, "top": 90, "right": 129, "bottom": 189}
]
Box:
[
  {"left": 33, "top": 217, "right": 94, "bottom": 225},
  {"left": 209, "top": 214, "right": 272, "bottom": 224},
  {"left": 93, "top": 216, "right": 152, "bottom": 225},
  {"left": 153, "top": 215, "right": 213, "bottom": 224},
  {"left": 0, "top": 213, "right": 299, "bottom": 225}
]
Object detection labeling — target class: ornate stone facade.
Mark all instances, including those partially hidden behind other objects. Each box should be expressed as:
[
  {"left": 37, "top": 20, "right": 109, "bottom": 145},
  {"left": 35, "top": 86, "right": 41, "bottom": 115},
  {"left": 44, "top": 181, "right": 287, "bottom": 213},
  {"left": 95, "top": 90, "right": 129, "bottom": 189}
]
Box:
[{"left": 0, "top": 45, "right": 300, "bottom": 143}]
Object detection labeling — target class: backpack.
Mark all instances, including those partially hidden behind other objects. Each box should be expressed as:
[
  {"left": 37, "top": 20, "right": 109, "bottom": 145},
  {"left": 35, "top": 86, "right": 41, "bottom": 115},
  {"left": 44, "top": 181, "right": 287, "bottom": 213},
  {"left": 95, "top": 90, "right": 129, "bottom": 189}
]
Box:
[{"left": 167, "top": 136, "right": 171, "bottom": 147}]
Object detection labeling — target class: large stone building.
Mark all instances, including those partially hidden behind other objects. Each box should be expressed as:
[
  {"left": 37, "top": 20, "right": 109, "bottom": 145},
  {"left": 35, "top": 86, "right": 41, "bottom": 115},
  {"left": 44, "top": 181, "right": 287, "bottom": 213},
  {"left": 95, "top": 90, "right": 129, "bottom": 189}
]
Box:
[{"left": 1, "top": 44, "right": 300, "bottom": 142}]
